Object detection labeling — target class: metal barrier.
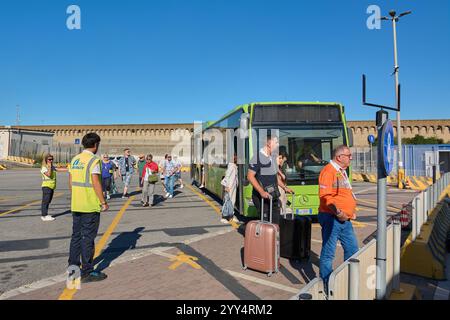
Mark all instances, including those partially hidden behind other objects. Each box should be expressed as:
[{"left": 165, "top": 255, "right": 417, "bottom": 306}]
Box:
[
  {"left": 327, "top": 223, "right": 398, "bottom": 300},
  {"left": 401, "top": 171, "right": 450, "bottom": 279},
  {"left": 297, "top": 172, "right": 450, "bottom": 299},
  {"left": 410, "top": 172, "right": 450, "bottom": 241},
  {"left": 292, "top": 278, "right": 326, "bottom": 300}
]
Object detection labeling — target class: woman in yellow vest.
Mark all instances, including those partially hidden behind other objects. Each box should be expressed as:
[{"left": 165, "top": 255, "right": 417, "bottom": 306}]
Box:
[{"left": 41, "top": 154, "right": 68, "bottom": 221}]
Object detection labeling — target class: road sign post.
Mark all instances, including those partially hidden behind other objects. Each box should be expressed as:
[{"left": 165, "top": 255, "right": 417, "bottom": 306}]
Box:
[{"left": 376, "top": 113, "right": 394, "bottom": 300}]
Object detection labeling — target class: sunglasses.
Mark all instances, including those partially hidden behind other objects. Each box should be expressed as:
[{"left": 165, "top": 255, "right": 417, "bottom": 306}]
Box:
[{"left": 48, "top": 159, "right": 54, "bottom": 161}]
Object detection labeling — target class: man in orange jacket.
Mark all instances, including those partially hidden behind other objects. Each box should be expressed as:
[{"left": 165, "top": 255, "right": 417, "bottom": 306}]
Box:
[{"left": 318, "top": 145, "right": 359, "bottom": 290}]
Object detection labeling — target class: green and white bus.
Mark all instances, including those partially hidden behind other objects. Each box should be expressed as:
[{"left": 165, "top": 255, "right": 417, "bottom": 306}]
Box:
[{"left": 191, "top": 102, "right": 353, "bottom": 218}]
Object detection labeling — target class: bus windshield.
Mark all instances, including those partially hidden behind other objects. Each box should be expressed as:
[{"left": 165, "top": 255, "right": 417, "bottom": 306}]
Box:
[{"left": 263, "top": 125, "right": 346, "bottom": 185}]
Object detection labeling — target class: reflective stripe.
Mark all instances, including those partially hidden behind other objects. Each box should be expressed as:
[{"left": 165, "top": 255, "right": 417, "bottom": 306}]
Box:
[{"left": 71, "top": 157, "right": 98, "bottom": 188}]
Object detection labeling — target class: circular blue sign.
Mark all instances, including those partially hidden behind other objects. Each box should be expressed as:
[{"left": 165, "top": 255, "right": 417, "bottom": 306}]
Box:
[
  {"left": 368, "top": 134, "right": 375, "bottom": 144},
  {"left": 380, "top": 120, "right": 395, "bottom": 176}
]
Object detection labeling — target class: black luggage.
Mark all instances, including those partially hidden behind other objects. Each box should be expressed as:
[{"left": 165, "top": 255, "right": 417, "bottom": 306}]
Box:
[{"left": 279, "top": 213, "right": 311, "bottom": 260}]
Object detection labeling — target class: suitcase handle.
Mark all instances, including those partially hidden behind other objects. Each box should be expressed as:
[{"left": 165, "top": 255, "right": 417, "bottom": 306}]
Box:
[{"left": 261, "top": 195, "right": 273, "bottom": 223}]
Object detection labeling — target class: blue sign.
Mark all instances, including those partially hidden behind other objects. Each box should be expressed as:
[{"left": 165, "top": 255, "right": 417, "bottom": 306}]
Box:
[
  {"left": 75, "top": 139, "right": 80, "bottom": 145},
  {"left": 380, "top": 120, "right": 395, "bottom": 176},
  {"left": 368, "top": 134, "right": 375, "bottom": 144}
]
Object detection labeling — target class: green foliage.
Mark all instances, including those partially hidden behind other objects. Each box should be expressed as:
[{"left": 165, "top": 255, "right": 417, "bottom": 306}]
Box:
[
  {"left": 403, "top": 135, "right": 444, "bottom": 145},
  {"left": 372, "top": 135, "right": 444, "bottom": 145}
]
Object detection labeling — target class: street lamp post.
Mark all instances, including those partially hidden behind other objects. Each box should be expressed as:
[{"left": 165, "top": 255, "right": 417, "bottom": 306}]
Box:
[{"left": 381, "top": 10, "right": 412, "bottom": 189}]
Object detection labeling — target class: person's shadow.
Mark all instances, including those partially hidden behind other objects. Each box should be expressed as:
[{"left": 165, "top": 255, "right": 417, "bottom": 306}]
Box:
[{"left": 94, "top": 227, "right": 145, "bottom": 272}]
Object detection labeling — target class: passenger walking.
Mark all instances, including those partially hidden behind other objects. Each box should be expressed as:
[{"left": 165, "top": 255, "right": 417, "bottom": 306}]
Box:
[
  {"left": 277, "top": 154, "right": 294, "bottom": 214},
  {"left": 141, "top": 154, "right": 159, "bottom": 207},
  {"left": 101, "top": 154, "right": 117, "bottom": 200},
  {"left": 68, "top": 133, "right": 109, "bottom": 283},
  {"left": 220, "top": 154, "right": 239, "bottom": 224},
  {"left": 173, "top": 155, "right": 184, "bottom": 189},
  {"left": 137, "top": 154, "right": 146, "bottom": 189},
  {"left": 118, "top": 148, "right": 136, "bottom": 198},
  {"left": 164, "top": 155, "right": 176, "bottom": 199},
  {"left": 40, "top": 154, "right": 68, "bottom": 221},
  {"left": 318, "top": 145, "right": 358, "bottom": 290},
  {"left": 159, "top": 154, "right": 168, "bottom": 194},
  {"left": 247, "top": 133, "right": 283, "bottom": 224}
]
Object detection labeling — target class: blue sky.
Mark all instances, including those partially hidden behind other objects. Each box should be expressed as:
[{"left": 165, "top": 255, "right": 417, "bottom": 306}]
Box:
[{"left": 0, "top": 0, "right": 449, "bottom": 125}]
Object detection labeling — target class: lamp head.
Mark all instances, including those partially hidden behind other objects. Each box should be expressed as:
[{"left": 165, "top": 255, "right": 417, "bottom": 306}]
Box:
[{"left": 389, "top": 10, "right": 396, "bottom": 18}]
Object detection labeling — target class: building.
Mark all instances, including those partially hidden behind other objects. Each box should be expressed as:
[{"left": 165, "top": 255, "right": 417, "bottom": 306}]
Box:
[{"left": 0, "top": 127, "right": 54, "bottom": 160}]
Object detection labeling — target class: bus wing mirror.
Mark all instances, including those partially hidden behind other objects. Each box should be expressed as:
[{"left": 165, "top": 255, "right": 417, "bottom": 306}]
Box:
[
  {"left": 347, "top": 128, "right": 354, "bottom": 147},
  {"left": 239, "top": 113, "right": 250, "bottom": 139}
]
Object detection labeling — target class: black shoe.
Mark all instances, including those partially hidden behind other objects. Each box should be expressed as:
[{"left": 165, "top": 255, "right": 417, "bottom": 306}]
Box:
[
  {"left": 81, "top": 271, "right": 108, "bottom": 283},
  {"left": 142, "top": 203, "right": 149, "bottom": 207}
]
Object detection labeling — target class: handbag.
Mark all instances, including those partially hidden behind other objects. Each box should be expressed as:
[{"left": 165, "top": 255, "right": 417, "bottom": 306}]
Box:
[
  {"left": 146, "top": 168, "right": 159, "bottom": 183},
  {"left": 221, "top": 193, "right": 234, "bottom": 218}
]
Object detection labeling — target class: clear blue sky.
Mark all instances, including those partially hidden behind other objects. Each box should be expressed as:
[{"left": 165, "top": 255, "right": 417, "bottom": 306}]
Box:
[{"left": 0, "top": 0, "right": 449, "bottom": 125}]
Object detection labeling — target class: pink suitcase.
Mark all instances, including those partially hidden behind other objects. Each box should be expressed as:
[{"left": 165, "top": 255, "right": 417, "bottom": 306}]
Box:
[{"left": 243, "top": 196, "right": 280, "bottom": 277}]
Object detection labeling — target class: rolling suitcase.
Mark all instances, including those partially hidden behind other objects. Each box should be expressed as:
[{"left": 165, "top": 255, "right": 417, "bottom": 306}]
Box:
[
  {"left": 243, "top": 196, "right": 280, "bottom": 277},
  {"left": 280, "top": 194, "right": 312, "bottom": 260}
]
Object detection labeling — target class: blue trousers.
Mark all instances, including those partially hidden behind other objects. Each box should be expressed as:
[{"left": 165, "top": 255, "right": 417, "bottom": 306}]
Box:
[
  {"left": 318, "top": 212, "right": 359, "bottom": 287},
  {"left": 68, "top": 212, "right": 100, "bottom": 276},
  {"left": 166, "top": 175, "right": 175, "bottom": 196}
]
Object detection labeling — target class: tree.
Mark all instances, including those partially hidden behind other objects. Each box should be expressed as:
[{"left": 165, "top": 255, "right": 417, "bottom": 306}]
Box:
[
  {"left": 403, "top": 135, "right": 444, "bottom": 145},
  {"left": 372, "top": 134, "right": 443, "bottom": 145}
]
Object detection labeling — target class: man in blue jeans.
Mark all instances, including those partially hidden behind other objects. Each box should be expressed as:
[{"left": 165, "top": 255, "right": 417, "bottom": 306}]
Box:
[
  {"left": 164, "top": 155, "right": 176, "bottom": 199},
  {"left": 318, "top": 145, "right": 359, "bottom": 292}
]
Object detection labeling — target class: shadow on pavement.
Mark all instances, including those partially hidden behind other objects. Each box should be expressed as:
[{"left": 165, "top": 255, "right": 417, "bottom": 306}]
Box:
[
  {"left": 95, "top": 227, "right": 145, "bottom": 272},
  {"left": 52, "top": 210, "right": 72, "bottom": 218}
]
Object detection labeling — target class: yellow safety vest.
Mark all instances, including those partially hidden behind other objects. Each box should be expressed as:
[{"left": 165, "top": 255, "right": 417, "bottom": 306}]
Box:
[
  {"left": 41, "top": 166, "right": 57, "bottom": 190},
  {"left": 70, "top": 151, "right": 101, "bottom": 213}
]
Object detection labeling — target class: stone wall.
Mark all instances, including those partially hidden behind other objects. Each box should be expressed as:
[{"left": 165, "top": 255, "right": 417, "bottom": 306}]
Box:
[
  {"left": 9, "top": 120, "right": 450, "bottom": 161},
  {"left": 347, "top": 120, "right": 450, "bottom": 146}
]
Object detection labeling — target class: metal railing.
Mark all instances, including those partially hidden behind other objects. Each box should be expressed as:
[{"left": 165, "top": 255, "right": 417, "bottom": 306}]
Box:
[
  {"left": 297, "top": 172, "right": 450, "bottom": 300},
  {"left": 327, "top": 223, "right": 399, "bottom": 300},
  {"left": 410, "top": 171, "right": 450, "bottom": 241}
]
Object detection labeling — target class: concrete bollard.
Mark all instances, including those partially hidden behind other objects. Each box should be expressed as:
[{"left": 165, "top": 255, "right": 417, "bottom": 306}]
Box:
[
  {"left": 349, "top": 258, "right": 360, "bottom": 300},
  {"left": 393, "top": 220, "right": 401, "bottom": 292}
]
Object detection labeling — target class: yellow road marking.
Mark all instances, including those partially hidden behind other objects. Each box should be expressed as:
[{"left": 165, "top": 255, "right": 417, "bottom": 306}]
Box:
[
  {"left": 0, "top": 192, "right": 64, "bottom": 217},
  {"left": 186, "top": 184, "right": 239, "bottom": 229},
  {"left": 58, "top": 195, "right": 135, "bottom": 300},
  {"left": 168, "top": 251, "right": 202, "bottom": 270}
]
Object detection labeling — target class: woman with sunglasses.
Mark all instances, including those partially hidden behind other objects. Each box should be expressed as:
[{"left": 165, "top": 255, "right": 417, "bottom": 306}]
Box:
[{"left": 40, "top": 154, "right": 68, "bottom": 221}]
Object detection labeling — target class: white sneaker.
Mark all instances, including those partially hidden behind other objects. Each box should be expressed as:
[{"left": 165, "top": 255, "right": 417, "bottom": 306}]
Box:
[
  {"left": 165, "top": 193, "right": 170, "bottom": 198},
  {"left": 199, "top": 184, "right": 204, "bottom": 188},
  {"left": 107, "top": 195, "right": 111, "bottom": 200},
  {"left": 220, "top": 218, "right": 229, "bottom": 224},
  {"left": 168, "top": 195, "right": 173, "bottom": 199},
  {"left": 180, "top": 184, "right": 184, "bottom": 189},
  {"left": 232, "top": 216, "right": 240, "bottom": 223},
  {"left": 41, "top": 216, "right": 55, "bottom": 221}
]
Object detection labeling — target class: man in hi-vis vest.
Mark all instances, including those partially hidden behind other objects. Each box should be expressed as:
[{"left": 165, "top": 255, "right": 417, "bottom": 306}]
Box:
[{"left": 68, "top": 133, "right": 109, "bottom": 283}]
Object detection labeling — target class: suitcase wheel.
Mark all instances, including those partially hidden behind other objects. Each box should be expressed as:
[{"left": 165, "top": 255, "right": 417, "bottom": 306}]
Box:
[
  {"left": 242, "top": 265, "right": 247, "bottom": 271},
  {"left": 267, "top": 272, "right": 273, "bottom": 277}
]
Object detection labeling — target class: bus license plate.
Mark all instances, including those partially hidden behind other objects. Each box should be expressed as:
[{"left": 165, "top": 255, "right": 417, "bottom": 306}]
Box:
[{"left": 296, "top": 208, "right": 312, "bottom": 215}]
